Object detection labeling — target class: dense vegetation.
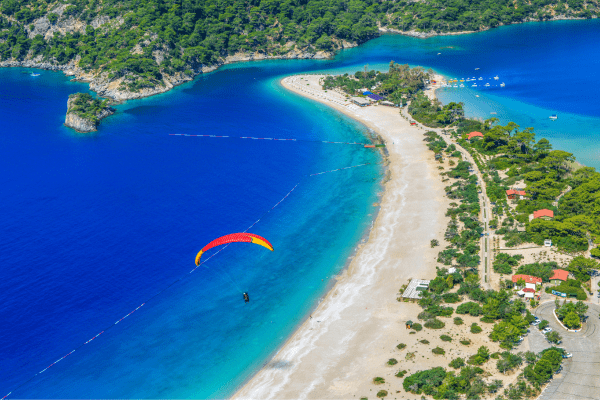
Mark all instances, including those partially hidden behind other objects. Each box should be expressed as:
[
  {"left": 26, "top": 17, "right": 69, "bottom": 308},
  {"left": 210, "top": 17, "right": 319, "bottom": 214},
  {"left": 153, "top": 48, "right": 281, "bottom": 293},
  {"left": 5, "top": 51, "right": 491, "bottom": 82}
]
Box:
[
  {"left": 451, "top": 117, "right": 600, "bottom": 254},
  {"left": 67, "top": 92, "right": 110, "bottom": 123},
  {"left": 2, "top": 0, "right": 599, "bottom": 92},
  {"left": 408, "top": 94, "right": 464, "bottom": 127},
  {"left": 322, "top": 61, "right": 431, "bottom": 104}
]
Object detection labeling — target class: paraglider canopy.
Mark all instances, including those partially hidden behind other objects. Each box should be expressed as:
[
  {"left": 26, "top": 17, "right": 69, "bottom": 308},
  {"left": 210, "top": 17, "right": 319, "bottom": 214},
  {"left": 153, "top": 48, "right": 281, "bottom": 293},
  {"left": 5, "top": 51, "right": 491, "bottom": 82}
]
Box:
[{"left": 195, "top": 233, "right": 274, "bottom": 265}]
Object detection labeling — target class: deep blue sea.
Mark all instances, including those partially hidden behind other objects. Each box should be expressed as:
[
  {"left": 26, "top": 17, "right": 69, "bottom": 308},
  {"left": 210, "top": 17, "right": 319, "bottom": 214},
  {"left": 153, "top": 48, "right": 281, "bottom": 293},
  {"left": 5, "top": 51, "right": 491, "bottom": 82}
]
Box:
[{"left": 2, "top": 19, "right": 600, "bottom": 399}]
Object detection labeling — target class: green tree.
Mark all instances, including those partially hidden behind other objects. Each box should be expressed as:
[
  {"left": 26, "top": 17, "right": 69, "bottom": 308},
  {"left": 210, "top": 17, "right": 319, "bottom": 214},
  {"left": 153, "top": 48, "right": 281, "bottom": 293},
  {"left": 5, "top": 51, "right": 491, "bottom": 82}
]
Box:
[{"left": 563, "top": 311, "right": 581, "bottom": 329}]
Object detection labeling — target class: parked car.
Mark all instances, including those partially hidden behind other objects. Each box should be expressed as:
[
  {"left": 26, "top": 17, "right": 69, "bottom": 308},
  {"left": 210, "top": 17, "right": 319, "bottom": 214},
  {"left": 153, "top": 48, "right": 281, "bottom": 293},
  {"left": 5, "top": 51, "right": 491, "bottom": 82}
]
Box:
[
  {"left": 563, "top": 353, "right": 573, "bottom": 358},
  {"left": 531, "top": 320, "right": 541, "bottom": 326},
  {"left": 542, "top": 327, "right": 553, "bottom": 334}
]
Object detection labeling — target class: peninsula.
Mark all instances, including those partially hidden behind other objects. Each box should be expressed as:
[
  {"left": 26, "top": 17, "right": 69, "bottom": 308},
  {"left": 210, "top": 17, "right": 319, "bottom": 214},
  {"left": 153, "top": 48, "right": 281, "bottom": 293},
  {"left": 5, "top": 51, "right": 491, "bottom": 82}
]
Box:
[{"left": 235, "top": 67, "right": 600, "bottom": 399}]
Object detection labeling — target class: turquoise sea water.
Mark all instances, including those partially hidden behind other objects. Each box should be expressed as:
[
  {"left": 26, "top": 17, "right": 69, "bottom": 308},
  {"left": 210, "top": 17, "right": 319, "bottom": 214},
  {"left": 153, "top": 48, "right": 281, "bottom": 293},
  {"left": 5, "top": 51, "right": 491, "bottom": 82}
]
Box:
[{"left": 2, "top": 19, "right": 600, "bottom": 399}]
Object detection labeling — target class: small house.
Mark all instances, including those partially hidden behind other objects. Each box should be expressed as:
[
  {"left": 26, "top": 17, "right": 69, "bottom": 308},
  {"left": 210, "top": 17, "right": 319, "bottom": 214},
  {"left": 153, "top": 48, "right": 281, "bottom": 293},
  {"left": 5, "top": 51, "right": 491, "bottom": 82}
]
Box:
[
  {"left": 512, "top": 274, "right": 542, "bottom": 287},
  {"left": 544, "top": 239, "right": 552, "bottom": 247},
  {"left": 506, "top": 189, "right": 527, "bottom": 200},
  {"left": 533, "top": 209, "right": 554, "bottom": 220},
  {"left": 467, "top": 131, "right": 484, "bottom": 140},
  {"left": 549, "top": 269, "right": 569, "bottom": 284}
]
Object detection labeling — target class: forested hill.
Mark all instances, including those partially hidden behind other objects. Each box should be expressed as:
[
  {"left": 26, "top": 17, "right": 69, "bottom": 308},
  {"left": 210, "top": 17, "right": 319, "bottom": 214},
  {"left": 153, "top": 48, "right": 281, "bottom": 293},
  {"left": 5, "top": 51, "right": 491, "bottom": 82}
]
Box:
[{"left": 1, "top": 0, "right": 598, "bottom": 99}]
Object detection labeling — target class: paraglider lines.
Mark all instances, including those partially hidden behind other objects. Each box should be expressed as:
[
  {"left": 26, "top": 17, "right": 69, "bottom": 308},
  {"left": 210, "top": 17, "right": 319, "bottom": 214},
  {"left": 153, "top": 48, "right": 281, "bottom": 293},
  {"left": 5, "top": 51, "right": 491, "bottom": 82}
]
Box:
[
  {"left": 1, "top": 161, "right": 377, "bottom": 400},
  {"left": 169, "top": 133, "right": 369, "bottom": 146}
]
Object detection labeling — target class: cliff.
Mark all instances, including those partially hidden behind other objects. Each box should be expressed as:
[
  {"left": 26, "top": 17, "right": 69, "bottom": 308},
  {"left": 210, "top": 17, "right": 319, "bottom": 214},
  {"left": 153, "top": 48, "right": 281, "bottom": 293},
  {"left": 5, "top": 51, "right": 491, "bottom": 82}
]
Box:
[{"left": 64, "top": 93, "right": 115, "bottom": 133}]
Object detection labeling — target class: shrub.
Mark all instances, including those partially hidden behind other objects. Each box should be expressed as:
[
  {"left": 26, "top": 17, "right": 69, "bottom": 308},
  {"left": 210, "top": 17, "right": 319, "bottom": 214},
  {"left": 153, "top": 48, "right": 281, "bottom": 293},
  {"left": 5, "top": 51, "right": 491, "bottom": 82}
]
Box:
[
  {"left": 376, "top": 390, "right": 388, "bottom": 398},
  {"left": 373, "top": 377, "right": 385, "bottom": 385},
  {"left": 443, "top": 292, "right": 460, "bottom": 303},
  {"left": 432, "top": 346, "right": 445, "bottom": 355},
  {"left": 425, "top": 318, "right": 446, "bottom": 329},
  {"left": 440, "top": 334, "right": 452, "bottom": 342},
  {"left": 420, "top": 339, "right": 430, "bottom": 344},
  {"left": 405, "top": 352, "right": 415, "bottom": 360},
  {"left": 397, "top": 343, "right": 407, "bottom": 350},
  {"left": 403, "top": 367, "right": 447, "bottom": 394},
  {"left": 395, "top": 369, "right": 408, "bottom": 378},
  {"left": 454, "top": 317, "right": 463, "bottom": 325},
  {"left": 491, "top": 352, "right": 501, "bottom": 359},
  {"left": 470, "top": 323, "right": 482, "bottom": 334},
  {"left": 546, "top": 331, "right": 562, "bottom": 344},
  {"left": 412, "top": 323, "right": 423, "bottom": 331},
  {"left": 449, "top": 357, "right": 465, "bottom": 369},
  {"left": 468, "top": 346, "right": 490, "bottom": 365},
  {"left": 460, "top": 339, "right": 471, "bottom": 345},
  {"left": 418, "top": 310, "right": 433, "bottom": 320},
  {"left": 456, "top": 301, "right": 483, "bottom": 316},
  {"left": 387, "top": 358, "right": 398, "bottom": 365}
]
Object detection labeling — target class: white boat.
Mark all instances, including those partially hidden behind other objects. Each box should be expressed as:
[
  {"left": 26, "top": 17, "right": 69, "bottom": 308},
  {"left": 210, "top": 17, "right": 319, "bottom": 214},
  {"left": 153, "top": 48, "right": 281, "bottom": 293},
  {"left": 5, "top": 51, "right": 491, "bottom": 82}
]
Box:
[
  {"left": 478, "top": 77, "right": 483, "bottom": 80},
  {"left": 453, "top": 85, "right": 458, "bottom": 88},
  {"left": 475, "top": 68, "right": 480, "bottom": 70},
  {"left": 472, "top": 83, "right": 477, "bottom": 87},
  {"left": 30, "top": 73, "right": 40, "bottom": 76},
  {"left": 500, "top": 82, "right": 505, "bottom": 87},
  {"left": 459, "top": 84, "right": 464, "bottom": 88},
  {"left": 494, "top": 75, "right": 499, "bottom": 80},
  {"left": 550, "top": 115, "right": 558, "bottom": 120},
  {"left": 485, "top": 83, "right": 490, "bottom": 87},
  {"left": 437, "top": 52, "right": 441, "bottom": 55}
]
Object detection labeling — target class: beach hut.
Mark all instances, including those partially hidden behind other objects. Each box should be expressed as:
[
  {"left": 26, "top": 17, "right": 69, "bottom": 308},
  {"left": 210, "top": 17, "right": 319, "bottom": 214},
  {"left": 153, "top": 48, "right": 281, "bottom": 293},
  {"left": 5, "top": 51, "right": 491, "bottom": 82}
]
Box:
[
  {"left": 467, "top": 131, "right": 484, "bottom": 140},
  {"left": 549, "top": 269, "right": 569, "bottom": 284},
  {"left": 533, "top": 209, "right": 554, "bottom": 220},
  {"left": 350, "top": 97, "right": 370, "bottom": 107}
]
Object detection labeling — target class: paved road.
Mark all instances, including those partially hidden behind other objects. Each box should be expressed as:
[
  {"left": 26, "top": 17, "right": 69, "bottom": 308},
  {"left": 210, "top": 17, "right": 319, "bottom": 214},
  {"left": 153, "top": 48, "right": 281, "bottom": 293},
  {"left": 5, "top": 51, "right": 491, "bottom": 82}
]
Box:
[{"left": 531, "top": 302, "right": 600, "bottom": 400}]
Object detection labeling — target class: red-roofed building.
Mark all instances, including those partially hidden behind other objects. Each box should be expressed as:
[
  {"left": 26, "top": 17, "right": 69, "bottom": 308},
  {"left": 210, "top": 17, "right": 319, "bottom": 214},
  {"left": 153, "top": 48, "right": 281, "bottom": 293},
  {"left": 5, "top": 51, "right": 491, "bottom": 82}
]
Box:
[
  {"left": 512, "top": 274, "right": 542, "bottom": 286},
  {"left": 550, "top": 269, "right": 569, "bottom": 284},
  {"left": 533, "top": 209, "right": 554, "bottom": 220},
  {"left": 522, "top": 288, "right": 536, "bottom": 293},
  {"left": 506, "top": 189, "right": 527, "bottom": 200},
  {"left": 468, "top": 131, "right": 484, "bottom": 140}
]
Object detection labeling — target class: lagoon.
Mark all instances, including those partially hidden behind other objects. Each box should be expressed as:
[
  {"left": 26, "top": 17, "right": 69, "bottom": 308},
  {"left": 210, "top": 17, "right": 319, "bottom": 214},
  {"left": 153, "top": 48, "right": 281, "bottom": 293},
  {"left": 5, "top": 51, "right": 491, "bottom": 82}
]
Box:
[{"left": 2, "top": 18, "right": 600, "bottom": 398}]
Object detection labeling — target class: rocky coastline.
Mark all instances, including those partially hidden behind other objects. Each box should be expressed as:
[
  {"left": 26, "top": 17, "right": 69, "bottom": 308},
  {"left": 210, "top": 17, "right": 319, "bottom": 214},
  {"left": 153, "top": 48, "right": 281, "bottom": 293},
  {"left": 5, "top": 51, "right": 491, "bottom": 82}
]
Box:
[
  {"left": 0, "top": 46, "right": 342, "bottom": 102},
  {"left": 378, "top": 15, "right": 594, "bottom": 39},
  {"left": 64, "top": 93, "right": 115, "bottom": 133}
]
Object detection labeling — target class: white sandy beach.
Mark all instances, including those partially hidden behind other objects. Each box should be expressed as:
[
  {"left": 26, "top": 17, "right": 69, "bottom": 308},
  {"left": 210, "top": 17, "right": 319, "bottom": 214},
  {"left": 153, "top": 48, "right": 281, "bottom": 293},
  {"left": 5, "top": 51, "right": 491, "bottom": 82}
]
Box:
[{"left": 232, "top": 75, "right": 452, "bottom": 399}]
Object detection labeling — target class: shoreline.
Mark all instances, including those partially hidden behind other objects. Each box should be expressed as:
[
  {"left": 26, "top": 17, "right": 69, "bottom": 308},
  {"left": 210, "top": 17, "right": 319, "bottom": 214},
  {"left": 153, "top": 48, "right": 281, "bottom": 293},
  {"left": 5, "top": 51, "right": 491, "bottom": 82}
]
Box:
[
  {"left": 2, "top": 17, "right": 594, "bottom": 104},
  {"left": 232, "top": 75, "right": 450, "bottom": 399}
]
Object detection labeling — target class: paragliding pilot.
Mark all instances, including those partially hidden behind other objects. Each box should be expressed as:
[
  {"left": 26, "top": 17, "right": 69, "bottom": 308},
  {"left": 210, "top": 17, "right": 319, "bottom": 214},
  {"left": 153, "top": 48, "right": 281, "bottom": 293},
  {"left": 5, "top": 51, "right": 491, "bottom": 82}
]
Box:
[{"left": 243, "top": 292, "right": 250, "bottom": 303}]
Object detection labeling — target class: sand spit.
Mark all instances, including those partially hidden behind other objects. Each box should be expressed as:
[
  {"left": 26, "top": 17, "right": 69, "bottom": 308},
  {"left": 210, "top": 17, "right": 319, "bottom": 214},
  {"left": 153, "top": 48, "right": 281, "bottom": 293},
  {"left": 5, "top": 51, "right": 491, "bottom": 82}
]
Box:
[{"left": 232, "top": 75, "right": 451, "bottom": 399}]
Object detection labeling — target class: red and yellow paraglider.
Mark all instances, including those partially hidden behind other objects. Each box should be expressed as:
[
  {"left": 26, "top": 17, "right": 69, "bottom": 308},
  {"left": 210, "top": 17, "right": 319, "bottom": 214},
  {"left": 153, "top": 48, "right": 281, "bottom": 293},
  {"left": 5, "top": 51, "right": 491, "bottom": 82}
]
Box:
[{"left": 195, "top": 233, "right": 274, "bottom": 266}]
